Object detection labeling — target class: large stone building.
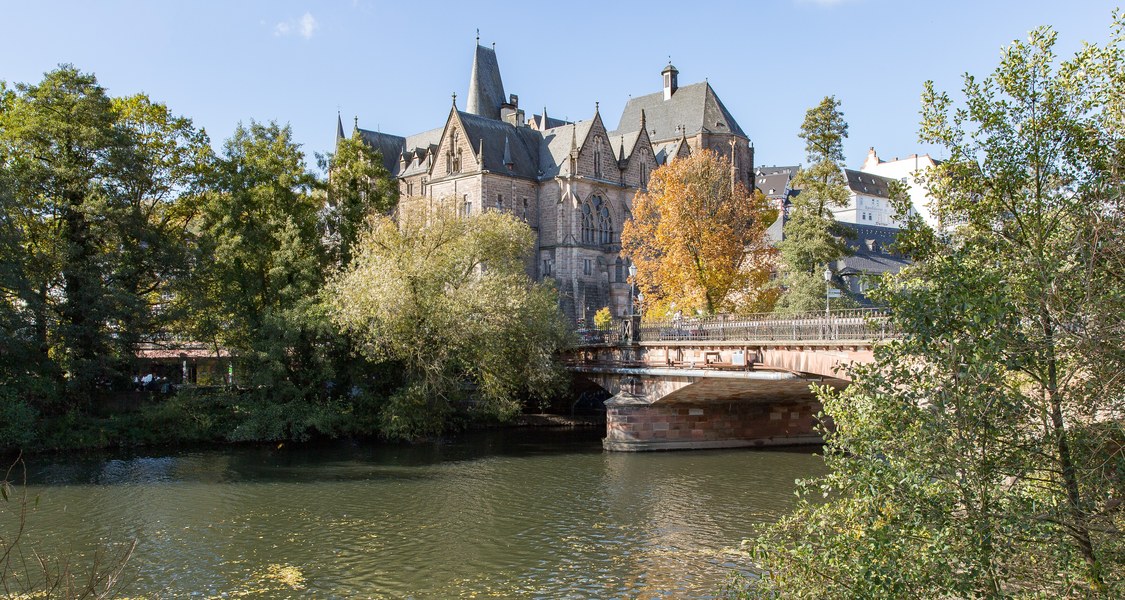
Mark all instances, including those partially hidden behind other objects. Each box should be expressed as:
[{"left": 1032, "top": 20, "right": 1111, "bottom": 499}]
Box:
[{"left": 339, "top": 42, "right": 754, "bottom": 323}]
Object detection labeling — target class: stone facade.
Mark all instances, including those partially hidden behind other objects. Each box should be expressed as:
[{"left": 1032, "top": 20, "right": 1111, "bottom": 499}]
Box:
[
  {"left": 340, "top": 44, "right": 754, "bottom": 323},
  {"left": 604, "top": 400, "right": 821, "bottom": 451}
]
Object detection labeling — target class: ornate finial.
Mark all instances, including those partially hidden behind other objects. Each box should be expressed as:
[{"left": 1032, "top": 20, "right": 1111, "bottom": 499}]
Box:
[
  {"left": 595, "top": 101, "right": 599, "bottom": 114},
  {"left": 452, "top": 92, "right": 457, "bottom": 106},
  {"left": 353, "top": 115, "right": 358, "bottom": 129},
  {"left": 476, "top": 28, "right": 479, "bottom": 44},
  {"left": 492, "top": 42, "right": 495, "bottom": 50}
]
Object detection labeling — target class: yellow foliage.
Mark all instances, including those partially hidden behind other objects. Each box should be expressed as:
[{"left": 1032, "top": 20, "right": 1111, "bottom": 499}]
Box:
[
  {"left": 593, "top": 306, "right": 613, "bottom": 329},
  {"left": 621, "top": 150, "right": 778, "bottom": 319}
]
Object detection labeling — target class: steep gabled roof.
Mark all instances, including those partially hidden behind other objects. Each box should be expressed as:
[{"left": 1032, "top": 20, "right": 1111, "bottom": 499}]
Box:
[
  {"left": 404, "top": 126, "right": 444, "bottom": 153},
  {"left": 614, "top": 131, "right": 642, "bottom": 162},
  {"left": 755, "top": 165, "right": 799, "bottom": 199},
  {"left": 612, "top": 81, "right": 746, "bottom": 141},
  {"left": 466, "top": 44, "right": 506, "bottom": 120},
  {"left": 456, "top": 111, "right": 540, "bottom": 179},
  {"left": 539, "top": 119, "right": 595, "bottom": 178},
  {"left": 356, "top": 128, "right": 406, "bottom": 174},
  {"left": 845, "top": 168, "right": 895, "bottom": 198}
]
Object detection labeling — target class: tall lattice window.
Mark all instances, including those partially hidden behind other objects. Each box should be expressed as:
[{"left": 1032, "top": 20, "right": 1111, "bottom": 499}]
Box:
[
  {"left": 593, "top": 137, "right": 603, "bottom": 178},
  {"left": 448, "top": 129, "right": 461, "bottom": 174},
  {"left": 581, "top": 195, "right": 612, "bottom": 246}
]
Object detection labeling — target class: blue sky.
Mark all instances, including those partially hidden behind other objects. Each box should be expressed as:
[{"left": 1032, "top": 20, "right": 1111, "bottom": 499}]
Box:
[{"left": 1, "top": 1, "right": 1118, "bottom": 171}]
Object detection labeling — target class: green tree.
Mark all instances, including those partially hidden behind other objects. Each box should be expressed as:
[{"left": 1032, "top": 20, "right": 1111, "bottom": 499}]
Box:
[
  {"left": 0, "top": 67, "right": 210, "bottom": 410},
  {"left": 187, "top": 121, "right": 336, "bottom": 435},
  {"left": 327, "top": 203, "right": 572, "bottom": 440},
  {"left": 320, "top": 130, "right": 398, "bottom": 269},
  {"left": 107, "top": 94, "right": 213, "bottom": 359},
  {"left": 743, "top": 18, "right": 1125, "bottom": 598},
  {"left": 775, "top": 96, "right": 853, "bottom": 314}
]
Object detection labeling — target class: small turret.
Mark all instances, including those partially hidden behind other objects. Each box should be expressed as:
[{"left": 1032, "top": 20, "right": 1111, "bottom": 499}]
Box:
[
  {"left": 662, "top": 62, "right": 679, "bottom": 101},
  {"left": 503, "top": 136, "right": 514, "bottom": 170}
]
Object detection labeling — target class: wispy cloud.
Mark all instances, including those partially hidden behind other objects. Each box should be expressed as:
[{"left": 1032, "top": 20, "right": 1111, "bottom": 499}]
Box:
[
  {"left": 274, "top": 11, "right": 318, "bottom": 39},
  {"left": 795, "top": 0, "right": 855, "bottom": 6}
]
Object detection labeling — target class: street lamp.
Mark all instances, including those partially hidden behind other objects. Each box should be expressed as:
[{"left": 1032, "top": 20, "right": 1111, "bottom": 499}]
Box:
[
  {"left": 824, "top": 266, "right": 832, "bottom": 317},
  {"left": 628, "top": 263, "right": 638, "bottom": 318}
]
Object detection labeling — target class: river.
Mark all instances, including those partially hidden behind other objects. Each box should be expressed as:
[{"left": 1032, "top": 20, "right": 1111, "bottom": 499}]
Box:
[{"left": 5, "top": 429, "right": 824, "bottom": 599}]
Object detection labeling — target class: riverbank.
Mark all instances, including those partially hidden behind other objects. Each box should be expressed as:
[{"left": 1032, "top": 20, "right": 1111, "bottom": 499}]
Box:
[{"left": 9, "top": 386, "right": 604, "bottom": 456}]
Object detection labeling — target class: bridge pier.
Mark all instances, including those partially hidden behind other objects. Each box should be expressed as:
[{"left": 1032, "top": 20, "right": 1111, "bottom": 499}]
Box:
[
  {"left": 604, "top": 395, "right": 822, "bottom": 451},
  {"left": 569, "top": 309, "right": 889, "bottom": 452}
]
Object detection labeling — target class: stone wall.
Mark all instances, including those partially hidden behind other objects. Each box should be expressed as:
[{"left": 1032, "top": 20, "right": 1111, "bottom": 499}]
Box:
[{"left": 604, "top": 400, "right": 821, "bottom": 451}]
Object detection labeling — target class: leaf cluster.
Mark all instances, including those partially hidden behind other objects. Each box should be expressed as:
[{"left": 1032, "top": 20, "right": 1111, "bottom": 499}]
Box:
[{"left": 621, "top": 149, "right": 778, "bottom": 318}]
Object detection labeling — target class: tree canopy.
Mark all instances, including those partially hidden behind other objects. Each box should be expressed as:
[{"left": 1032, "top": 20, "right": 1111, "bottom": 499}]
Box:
[
  {"left": 744, "top": 17, "right": 1125, "bottom": 598},
  {"left": 0, "top": 66, "right": 213, "bottom": 411},
  {"left": 621, "top": 150, "right": 777, "bottom": 318},
  {"left": 775, "top": 96, "right": 854, "bottom": 314},
  {"left": 327, "top": 202, "right": 572, "bottom": 440}
]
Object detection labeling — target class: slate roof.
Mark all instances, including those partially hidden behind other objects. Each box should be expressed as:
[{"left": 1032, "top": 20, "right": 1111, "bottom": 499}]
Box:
[
  {"left": 614, "top": 130, "right": 643, "bottom": 161},
  {"left": 835, "top": 223, "right": 910, "bottom": 277},
  {"left": 539, "top": 120, "right": 594, "bottom": 178},
  {"left": 529, "top": 113, "right": 570, "bottom": 130},
  {"left": 755, "top": 165, "right": 799, "bottom": 199},
  {"left": 356, "top": 128, "right": 407, "bottom": 174},
  {"left": 612, "top": 81, "right": 746, "bottom": 141},
  {"left": 466, "top": 44, "right": 506, "bottom": 120},
  {"left": 457, "top": 111, "right": 541, "bottom": 179},
  {"left": 846, "top": 168, "right": 894, "bottom": 198},
  {"left": 651, "top": 139, "right": 678, "bottom": 165},
  {"left": 404, "top": 126, "right": 444, "bottom": 153}
]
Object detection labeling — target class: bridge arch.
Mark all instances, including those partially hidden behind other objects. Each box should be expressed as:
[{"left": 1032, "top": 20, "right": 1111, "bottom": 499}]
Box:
[{"left": 568, "top": 309, "right": 890, "bottom": 451}]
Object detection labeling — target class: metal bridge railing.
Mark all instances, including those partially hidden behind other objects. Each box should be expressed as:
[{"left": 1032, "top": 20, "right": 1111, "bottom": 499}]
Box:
[
  {"left": 637, "top": 308, "right": 892, "bottom": 343},
  {"left": 574, "top": 308, "right": 894, "bottom": 346}
]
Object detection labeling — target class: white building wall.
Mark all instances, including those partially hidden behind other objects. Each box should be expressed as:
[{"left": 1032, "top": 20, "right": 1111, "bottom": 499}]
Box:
[{"left": 860, "top": 148, "right": 940, "bottom": 229}]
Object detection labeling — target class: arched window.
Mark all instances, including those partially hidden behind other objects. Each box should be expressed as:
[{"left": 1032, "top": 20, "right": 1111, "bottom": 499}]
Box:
[{"left": 581, "top": 195, "right": 613, "bottom": 246}]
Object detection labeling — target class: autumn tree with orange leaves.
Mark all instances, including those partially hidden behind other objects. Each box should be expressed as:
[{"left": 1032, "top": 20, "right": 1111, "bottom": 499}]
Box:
[{"left": 621, "top": 150, "right": 778, "bottom": 319}]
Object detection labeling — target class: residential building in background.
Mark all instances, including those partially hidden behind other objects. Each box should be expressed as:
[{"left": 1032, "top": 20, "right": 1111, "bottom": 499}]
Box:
[
  {"left": 860, "top": 147, "right": 942, "bottom": 228},
  {"left": 754, "top": 165, "right": 798, "bottom": 243},
  {"left": 833, "top": 223, "right": 911, "bottom": 304},
  {"left": 832, "top": 168, "right": 911, "bottom": 229}
]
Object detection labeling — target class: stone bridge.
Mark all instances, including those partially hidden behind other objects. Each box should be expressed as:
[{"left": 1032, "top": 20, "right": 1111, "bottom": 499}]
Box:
[{"left": 567, "top": 309, "right": 893, "bottom": 451}]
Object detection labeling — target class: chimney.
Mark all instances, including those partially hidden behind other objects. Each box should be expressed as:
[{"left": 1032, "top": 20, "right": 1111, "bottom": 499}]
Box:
[
  {"left": 662, "top": 62, "right": 679, "bottom": 101},
  {"left": 862, "top": 147, "right": 880, "bottom": 171}
]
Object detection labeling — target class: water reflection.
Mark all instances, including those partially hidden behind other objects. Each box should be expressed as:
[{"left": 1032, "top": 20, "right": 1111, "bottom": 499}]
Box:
[{"left": 14, "top": 430, "right": 823, "bottom": 599}]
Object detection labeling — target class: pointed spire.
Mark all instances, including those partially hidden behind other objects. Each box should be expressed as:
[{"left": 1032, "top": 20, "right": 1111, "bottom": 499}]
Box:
[
  {"left": 639, "top": 108, "right": 646, "bottom": 130},
  {"left": 503, "top": 136, "right": 513, "bottom": 169},
  {"left": 353, "top": 115, "right": 358, "bottom": 132},
  {"left": 570, "top": 124, "right": 578, "bottom": 156},
  {"left": 466, "top": 40, "right": 506, "bottom": 119},
  {"left": 542, "top": 106, "right": 548, "bottom": 129},
  {"left": 478, "top": 137, "right": 485, "bottom": 170},
  {"left": 336, "top": 112, "right": 345, "bottom": 142},
  {"left": 619, "top": 135, "right": 626, "bottom": 162}
]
